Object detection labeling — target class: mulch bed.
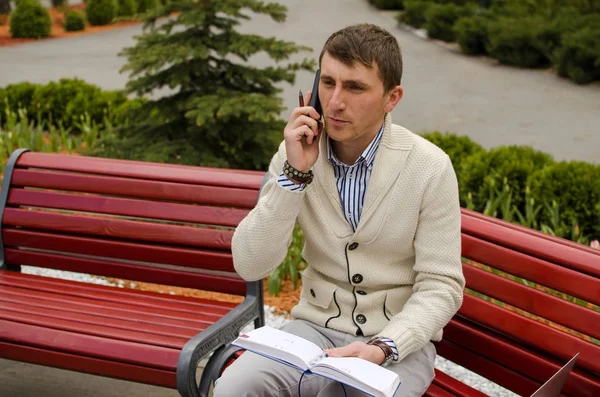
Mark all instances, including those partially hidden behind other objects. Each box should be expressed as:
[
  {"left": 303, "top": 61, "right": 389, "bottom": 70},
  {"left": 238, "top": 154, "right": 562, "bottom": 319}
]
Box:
[
  {"left": 0, "top": 4, "right": 142, "bottom": 47},
  {"left": 105, "top": 277, "right": 302, "bottom": 317}
]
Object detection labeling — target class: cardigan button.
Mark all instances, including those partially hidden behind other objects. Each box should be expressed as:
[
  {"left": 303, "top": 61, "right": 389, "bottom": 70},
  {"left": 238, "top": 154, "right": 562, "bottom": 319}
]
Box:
[
  {"left": 356, "top": 314, "right": 367, "bottom": 324},
  {"left": 310, "top": 289, "right": 316, "bottom": 298},
  {"left": 352, "top": 274, "right": 363, "bottom": 284},
  {"left": 348, "top": 242, "right": 359, "bottom": 250}
]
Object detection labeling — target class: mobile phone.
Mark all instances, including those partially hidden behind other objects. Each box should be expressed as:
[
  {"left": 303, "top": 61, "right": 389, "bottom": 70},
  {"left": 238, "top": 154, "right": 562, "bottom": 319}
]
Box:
[{"left": 308, "top": 69, "right": 322, "bottom": 117}]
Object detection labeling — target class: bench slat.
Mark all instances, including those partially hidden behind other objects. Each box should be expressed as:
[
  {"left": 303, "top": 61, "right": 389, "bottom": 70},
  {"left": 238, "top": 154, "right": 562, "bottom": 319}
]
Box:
[
  {"left": 3, "top": 208, "right": 235, "bottom": 252},
  {"left": 0, "top": 271, "right": 237, "bottom": 313},
  {"left": 8, "top": 189, "right": 249, "bottom": 228},
  {"left": 462, "top": 213, "right": 600, "bottom": 278},
  {"left": 431, "top": 369, "right": 487, "bottom": 397},
  {"left": 0, "top": 285, "right": 218, "bottom": 326},
  {"left": 1, "top": 300, "right": 200, "bottom": 339},
  {"left": 0, "top": 341, "right": 176, "bottom": 388},
  {"left": 444, "top": 318, "right": 600, "bottom": 397},
  {"left": 3, "top": 229, "right": 235, "bottom": 273},
  {"left": 0, "top": 320, "right": 180, "bottom": 369},
  {"left": 16, "top": 151, "right": 264, "bottom": 190},
  {"left": 462, "top": 209, "right": 599, "bottom": 254},
  {"left": 462, "top": 234, "right": 599, "bottom": 306},
  {"left": 464, "top": 264, "right": 600, "bottom": 340},
  {"left": 424, "top": 380, "right": 461, "bottom": 397},
  {"left": 460, "top": 294, "right": 600, "bottom": 374},
  {"left": 11, "top": 169, "right": 259, "bottom": 209},
  {"left": 0, "top": 309, "right": 189, "bottom": 349},
  {"left": 4, "top": 249, "right": 247, "bottom": 295},
  {"left": 436, "top": 339, "right": 555, "bottom": 397}
]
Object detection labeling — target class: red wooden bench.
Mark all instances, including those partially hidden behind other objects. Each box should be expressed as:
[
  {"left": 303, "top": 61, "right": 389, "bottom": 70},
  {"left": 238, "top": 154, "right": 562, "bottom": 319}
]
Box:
[
  {"left": 0, "top": 149, "right": 266, "bottom": 397},
  {"left": 215, "top": 177, "right": 600, "bottom": 397}
]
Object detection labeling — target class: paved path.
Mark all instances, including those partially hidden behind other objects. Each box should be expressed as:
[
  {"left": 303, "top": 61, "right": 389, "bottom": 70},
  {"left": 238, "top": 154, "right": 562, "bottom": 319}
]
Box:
[
  {"left": 0, "top": 1, "right": 599, "bottom": 396},
  {"left": 1, "top": 0, "right": 599, "bottom": 163},
  {"left": 0, "top": 359, "right": 181, "bottom": 397}
]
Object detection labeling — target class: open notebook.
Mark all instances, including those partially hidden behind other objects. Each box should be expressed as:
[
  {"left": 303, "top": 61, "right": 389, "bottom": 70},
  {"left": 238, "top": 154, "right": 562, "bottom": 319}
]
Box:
[{"left": 232, "top": 326, "right": 401, "bottom": 397}]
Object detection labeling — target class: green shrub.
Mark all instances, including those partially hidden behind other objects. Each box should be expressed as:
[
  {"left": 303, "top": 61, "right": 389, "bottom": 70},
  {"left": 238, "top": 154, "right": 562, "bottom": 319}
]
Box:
[
  {"left": 530, "top": 161, "right": 600, "bottom": 240},
  {"left": 63, "top": 10, "right": 86, "bottom": 31},
  {"left": 0, "top": 79, "right": 129, "bottom": 133},
  {"left": 485, "top": 16, "right": 557, "bottom": 68},
  {"left": 0, "top": 82, "right": 38, "bottom": 114},
  {"left": 425, "top": 3, "right": 473, "bottom": 42},
  {"left": 397, "top": 0, "right": 432, "bottom": 29},
  {"left": 421, "top": 131, "right": 485, "bottom": 173},
  {"left": 368, "top": 0, "right": 404, "bottom": 10},
  {"left": 117, "top": 0, "right": 138, "bottom": 17},
  {"left": 453, "top": 14, "right": 489, "bottom": 54},
  {"left": 86, "top": 0, "right": 117, "bottom": 26},
  {"left": 460, "top": 145, "right": 555, "bottom": 212},
  {"left": 136, "top": 0, "right": 158, "bottom": 14},
  {"left": 554, "top": 25, "right": 600, "bottom": 84},
  {"left": 9, "top": 0, "right": 52, "bottom": 39}
]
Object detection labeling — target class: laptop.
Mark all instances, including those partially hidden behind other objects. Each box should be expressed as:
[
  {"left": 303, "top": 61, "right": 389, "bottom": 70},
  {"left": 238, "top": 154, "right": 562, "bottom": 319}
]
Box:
[{"left": 530, "top": 353, "right": 579, "bottom": 397}]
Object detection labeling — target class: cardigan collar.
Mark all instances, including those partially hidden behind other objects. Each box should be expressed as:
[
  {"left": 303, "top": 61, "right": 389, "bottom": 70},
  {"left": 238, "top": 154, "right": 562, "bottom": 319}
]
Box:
[{"left": 313, "top": 113, "right": 414, "bottom": 237}]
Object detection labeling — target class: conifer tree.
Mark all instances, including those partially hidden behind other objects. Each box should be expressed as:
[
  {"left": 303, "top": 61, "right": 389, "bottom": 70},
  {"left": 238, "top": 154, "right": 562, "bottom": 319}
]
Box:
[{"left": 110, "top": 0, "right": 314, "bottom": 170}]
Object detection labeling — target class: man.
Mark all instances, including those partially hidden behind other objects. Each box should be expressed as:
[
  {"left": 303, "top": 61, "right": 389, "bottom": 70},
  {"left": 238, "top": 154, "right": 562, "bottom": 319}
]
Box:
[{"left": 214, "top": 23, "right": 465, "bottom": 397}]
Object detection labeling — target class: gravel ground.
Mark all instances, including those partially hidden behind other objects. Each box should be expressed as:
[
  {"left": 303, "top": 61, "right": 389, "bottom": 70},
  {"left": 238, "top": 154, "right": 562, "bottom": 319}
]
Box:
[{"left": 21, "top": 266, "right": 517, "bottom": 396}]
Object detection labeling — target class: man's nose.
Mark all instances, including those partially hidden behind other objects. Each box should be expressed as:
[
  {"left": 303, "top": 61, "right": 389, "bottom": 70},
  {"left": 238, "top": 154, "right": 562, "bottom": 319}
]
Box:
[{"left": 329, "top": 87, "right": 346, "bottom": 111}]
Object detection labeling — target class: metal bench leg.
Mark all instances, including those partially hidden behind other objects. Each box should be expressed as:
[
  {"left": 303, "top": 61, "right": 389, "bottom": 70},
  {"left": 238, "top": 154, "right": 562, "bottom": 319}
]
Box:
[{"left": 198, "top": 344, "right": 244, "bottom": 397}]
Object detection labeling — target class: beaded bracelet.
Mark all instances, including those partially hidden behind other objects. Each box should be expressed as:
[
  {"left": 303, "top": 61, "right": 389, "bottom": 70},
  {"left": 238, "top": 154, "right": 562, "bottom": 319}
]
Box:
[{"left": 283, "top": 160, "right": 314, "bottom": 185}]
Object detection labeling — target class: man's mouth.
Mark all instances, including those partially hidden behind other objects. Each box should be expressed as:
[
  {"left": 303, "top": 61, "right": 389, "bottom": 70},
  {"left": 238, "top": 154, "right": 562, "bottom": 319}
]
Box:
[{"left": 328, "top": 117, "right": 349, "bottom": 125}]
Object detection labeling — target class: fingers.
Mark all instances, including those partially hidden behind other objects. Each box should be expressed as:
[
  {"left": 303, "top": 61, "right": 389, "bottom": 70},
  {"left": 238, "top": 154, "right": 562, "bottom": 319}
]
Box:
[
  {"left": 324, "top": 342, "right": 385, "bottom": 365},
  {"left": 325, "top": 342, "right": 362, "bottom": 358},
  {"left": 294, "top": 90, "right": 321, "bottom": 120},
  {"left": 285, "top": 115, "right": 319, "bottom": 144}
]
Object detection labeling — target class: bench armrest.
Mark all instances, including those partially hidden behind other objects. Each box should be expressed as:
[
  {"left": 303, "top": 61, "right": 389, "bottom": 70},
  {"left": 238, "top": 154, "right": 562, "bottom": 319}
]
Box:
[{"left": 176, "top": 279, "right": 264, "bottom": 397}]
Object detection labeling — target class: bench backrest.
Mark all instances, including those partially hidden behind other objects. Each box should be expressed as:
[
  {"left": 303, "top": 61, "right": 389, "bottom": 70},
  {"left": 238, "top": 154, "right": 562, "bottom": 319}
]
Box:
[
  {"left": 441, "top": 208, "right": 600, "bottom": 397},
  {"left": 0, "top": 150, "right": 265, "bottom": 297}
]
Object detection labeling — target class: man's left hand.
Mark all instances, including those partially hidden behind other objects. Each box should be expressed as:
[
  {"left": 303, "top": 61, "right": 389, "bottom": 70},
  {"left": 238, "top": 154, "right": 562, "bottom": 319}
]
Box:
[{"left": 324, "top": 342, "right": 385, "bottom": 365}]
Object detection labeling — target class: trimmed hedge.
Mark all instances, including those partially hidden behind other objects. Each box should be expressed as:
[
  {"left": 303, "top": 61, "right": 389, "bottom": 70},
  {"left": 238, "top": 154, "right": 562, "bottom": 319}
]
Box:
[
  {"left": 420, "top": 132, "right": 600, "bottom": 242},
  {"left": 424, "top": 3, "right": 473, "bottom": 42},
  {"left": 453, "top": 14, "right": 488, "bottom": 55},
  {"left": 86, "top": 0, "right": 118, "bottom": 26},
  {"left": 10, "top": 0, "right": 52, "bottom": 39},
  {"left": 554, "top": 24, "right": 600, "bottom": 84},
  {"left": 396, "top": 0, "right": 600, "bottom": 84},
  {"left": 530, "top": 161, "right": 600, "bottom": 239},
  {"left": 64, "top": 10, "right": 86, "bottom": 31},
  {"left": 0, "top": 79, "right": 133, "bottom": 133}
]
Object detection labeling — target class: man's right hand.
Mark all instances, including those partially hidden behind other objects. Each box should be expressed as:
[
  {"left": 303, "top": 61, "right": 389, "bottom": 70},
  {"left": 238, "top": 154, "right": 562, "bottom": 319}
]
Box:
[{"left": 283, "top": 90, "right": 323, "bottom": 173}]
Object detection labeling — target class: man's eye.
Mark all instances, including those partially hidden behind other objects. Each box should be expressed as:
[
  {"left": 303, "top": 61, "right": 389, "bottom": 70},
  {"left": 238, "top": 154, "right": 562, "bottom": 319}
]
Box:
[
  {"left": 323, "top": 81, "right": 334, "bottom": 86},
  {"left": 350, "top": 85, "right": 363, "bottom": 91}
]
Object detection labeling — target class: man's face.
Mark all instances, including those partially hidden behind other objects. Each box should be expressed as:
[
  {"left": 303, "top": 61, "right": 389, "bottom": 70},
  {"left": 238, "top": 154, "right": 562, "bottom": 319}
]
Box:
[{"left": 319, "top": 52, "right": 402, "bottom": 149}]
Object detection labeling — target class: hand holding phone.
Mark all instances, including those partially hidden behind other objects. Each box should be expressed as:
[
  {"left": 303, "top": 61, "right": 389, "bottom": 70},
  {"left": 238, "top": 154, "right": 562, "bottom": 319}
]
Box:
[{"left": 283, "top": 69, "right": 323, "bottom": 174}]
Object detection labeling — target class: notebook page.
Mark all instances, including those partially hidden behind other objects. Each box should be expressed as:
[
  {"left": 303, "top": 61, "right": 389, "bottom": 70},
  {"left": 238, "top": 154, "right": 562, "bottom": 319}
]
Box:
[
  {"left": 311, "top": 356, "right": 400, "bottom": 396},
  {"left": 236, "top": 326, "right": 325, "bottom": 369}
]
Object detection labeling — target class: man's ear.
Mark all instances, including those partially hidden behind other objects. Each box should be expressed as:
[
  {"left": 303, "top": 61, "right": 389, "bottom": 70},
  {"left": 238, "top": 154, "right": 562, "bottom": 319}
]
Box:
[{"left": 384, "top": 86, "right": 403, "bottom": 113}]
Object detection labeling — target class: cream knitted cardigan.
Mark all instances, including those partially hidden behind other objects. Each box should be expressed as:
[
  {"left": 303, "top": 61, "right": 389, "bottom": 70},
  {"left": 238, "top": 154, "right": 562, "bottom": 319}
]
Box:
[{"left": 232, "top": 113, "right": 465, "bottom": 362}]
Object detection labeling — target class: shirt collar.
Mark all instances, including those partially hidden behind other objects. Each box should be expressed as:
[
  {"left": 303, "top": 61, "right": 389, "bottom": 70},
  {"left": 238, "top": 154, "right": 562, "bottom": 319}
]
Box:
[{"left": 327, "top": 122, "right": 384, "bottom": 168}]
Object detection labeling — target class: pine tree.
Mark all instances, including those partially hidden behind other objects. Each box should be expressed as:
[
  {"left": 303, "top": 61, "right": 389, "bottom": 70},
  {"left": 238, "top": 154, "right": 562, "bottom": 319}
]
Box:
[{"left": 108, "top": 0, "right": 314, "bottom": 170}]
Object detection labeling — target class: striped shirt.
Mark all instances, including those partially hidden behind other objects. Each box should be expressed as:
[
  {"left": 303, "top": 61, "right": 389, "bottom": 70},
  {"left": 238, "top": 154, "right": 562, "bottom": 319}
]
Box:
[{"left": 278, "top": 124, "right": 398, "bottom": 361}]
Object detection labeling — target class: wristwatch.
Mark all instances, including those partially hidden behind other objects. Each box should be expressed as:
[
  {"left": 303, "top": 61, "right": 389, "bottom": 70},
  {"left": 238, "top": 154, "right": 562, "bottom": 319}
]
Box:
[{"left": 366, "top": 337, "right": 395, "bottom": 367}]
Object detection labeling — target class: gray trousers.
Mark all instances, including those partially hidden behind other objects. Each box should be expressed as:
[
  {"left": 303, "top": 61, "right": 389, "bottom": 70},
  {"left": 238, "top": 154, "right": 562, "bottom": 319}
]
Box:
[{"left": 213, "top": 319, "right": 436, "bottom": 397}]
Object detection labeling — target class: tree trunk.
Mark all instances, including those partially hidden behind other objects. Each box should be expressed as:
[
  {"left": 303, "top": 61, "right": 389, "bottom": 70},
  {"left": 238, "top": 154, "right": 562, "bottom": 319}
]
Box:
[{"left": 0, "top": 0, "right": 10, "bottom": 16}]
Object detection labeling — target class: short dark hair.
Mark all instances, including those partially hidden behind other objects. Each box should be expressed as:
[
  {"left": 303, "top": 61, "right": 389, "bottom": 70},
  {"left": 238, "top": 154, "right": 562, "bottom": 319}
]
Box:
[{"left": 319, "top": 24, "right": 403, "bottom": 92}]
